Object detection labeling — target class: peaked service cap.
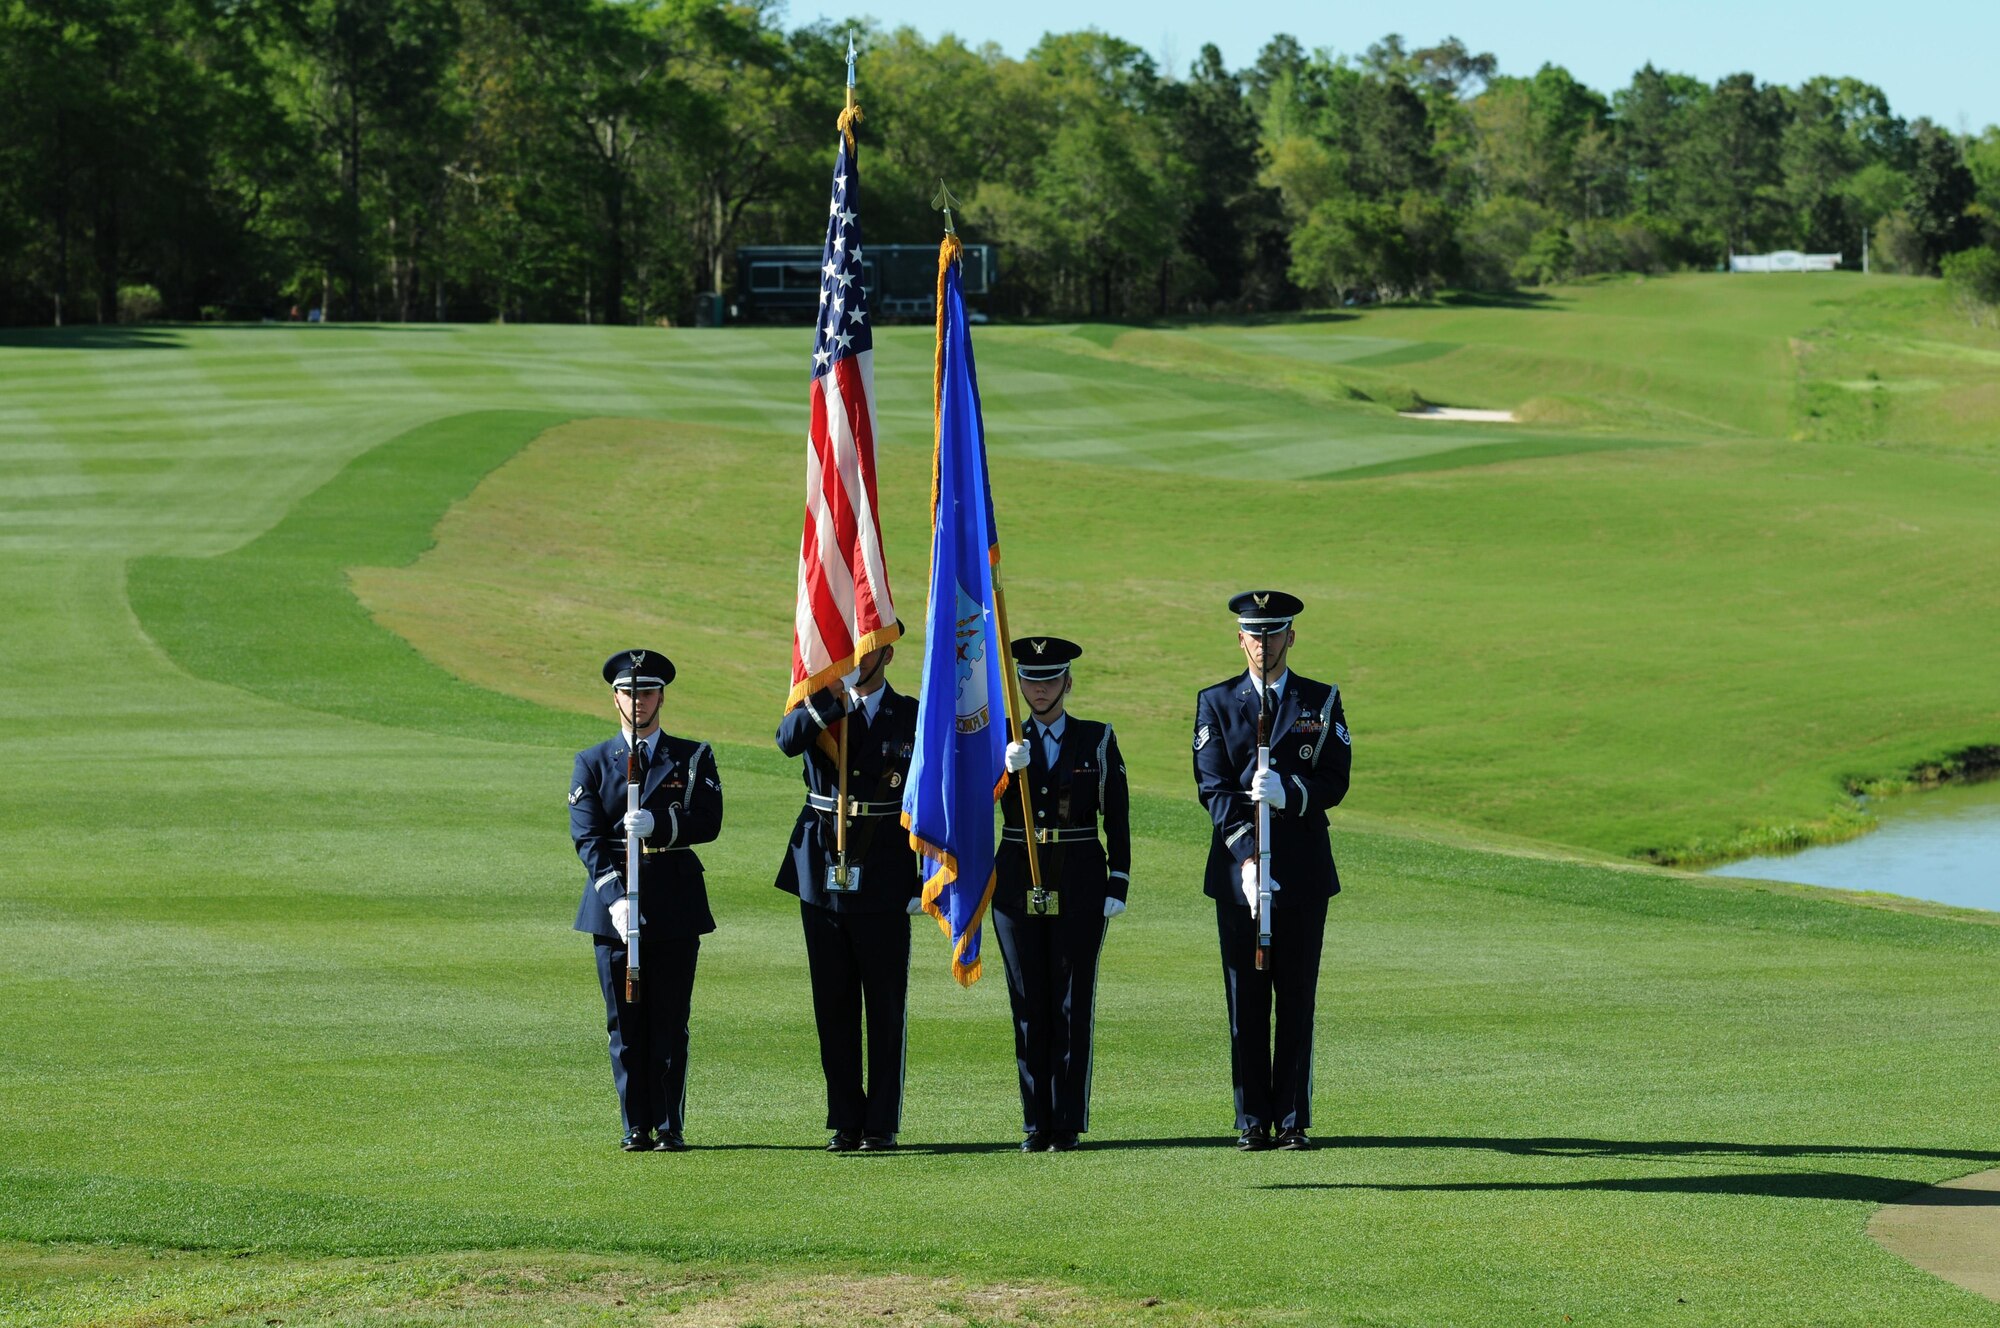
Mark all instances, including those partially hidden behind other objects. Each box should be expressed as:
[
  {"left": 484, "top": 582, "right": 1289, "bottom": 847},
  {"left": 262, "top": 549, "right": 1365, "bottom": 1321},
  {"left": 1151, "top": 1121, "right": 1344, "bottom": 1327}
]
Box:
[
  {"left": 1228, "top": 590, "right": 1304, "bottom": 634},
  {"left": 1011, "top": 635, "right": 1082, "bottom": 681},
  {"left": 603, "top": 648, "right": 675, "bottom": 690}
]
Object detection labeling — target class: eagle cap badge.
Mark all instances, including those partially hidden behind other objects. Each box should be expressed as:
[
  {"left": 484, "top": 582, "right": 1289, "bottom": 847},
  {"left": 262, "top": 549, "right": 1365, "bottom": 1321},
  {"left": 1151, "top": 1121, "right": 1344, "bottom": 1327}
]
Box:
[{"left": 1253, "top": 593, "right": 1270, "bottom": 609}]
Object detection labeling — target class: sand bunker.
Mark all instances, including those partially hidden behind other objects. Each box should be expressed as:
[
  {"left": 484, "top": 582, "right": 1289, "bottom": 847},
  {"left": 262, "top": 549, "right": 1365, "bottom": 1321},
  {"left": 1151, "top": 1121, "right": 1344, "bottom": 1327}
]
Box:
[{"left": 1398, "top": 406, "right": 1518, "bottom": 422}]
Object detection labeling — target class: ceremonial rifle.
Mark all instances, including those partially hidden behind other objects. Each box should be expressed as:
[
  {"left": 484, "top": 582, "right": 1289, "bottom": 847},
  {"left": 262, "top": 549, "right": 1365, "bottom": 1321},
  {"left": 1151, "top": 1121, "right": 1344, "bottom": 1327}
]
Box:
[
  {"left": 624, "top": 657, "right": 644, "bottom": 1004},
  {"left": 1254, "top": 639, "right": 1273, "bottom": 971}
]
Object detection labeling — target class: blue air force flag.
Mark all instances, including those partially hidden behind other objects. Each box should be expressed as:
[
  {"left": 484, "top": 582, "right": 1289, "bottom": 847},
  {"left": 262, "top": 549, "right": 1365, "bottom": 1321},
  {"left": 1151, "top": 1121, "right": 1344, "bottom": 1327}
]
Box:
[{"left": 902, "top": 238, "right": 1008, "bottom": 986}]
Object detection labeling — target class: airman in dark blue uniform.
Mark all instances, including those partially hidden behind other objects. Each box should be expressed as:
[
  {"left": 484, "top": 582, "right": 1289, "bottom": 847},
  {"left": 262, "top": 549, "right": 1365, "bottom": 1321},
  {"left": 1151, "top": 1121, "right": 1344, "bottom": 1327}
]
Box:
[
  {"left": 1192, "top": 593, "right": 1351, "bottom": 1150},
  {"left": 775, "top": 638, "right": 922, "bottom": 1151},
  {"left": 994, "top": 636, "right": 1130, "bottom": 1152},
  {"left": 569, "top": 649, "right": 721, "bottom": 1152}
]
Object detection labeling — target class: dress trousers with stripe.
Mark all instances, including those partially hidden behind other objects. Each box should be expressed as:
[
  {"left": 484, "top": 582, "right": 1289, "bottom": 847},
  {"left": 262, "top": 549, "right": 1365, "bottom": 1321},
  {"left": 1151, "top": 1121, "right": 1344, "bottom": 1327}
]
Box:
[
  {"left": 775, "top": 683, "right": 922, "bottom": 1138},
  {"left": 993, "top": 714, "right": 1130, "bottom": 1138},
  {"left": 569, "top": 729, "right": 722, "bottom": 1141}
]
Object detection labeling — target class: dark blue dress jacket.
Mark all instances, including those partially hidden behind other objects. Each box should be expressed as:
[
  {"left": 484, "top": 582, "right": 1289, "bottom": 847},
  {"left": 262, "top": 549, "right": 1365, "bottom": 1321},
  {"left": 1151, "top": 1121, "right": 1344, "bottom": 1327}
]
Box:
[
  {"left": 569, "top": 731, "right": 721, "bottom": 940},
  {"left": 774, "top": 683, "right": 922, "bottom": 914},
  {"left": 1192, "top": 671, "right": 1351, "bottom": 903},
  {"left": 995, "top": 717, "right": 1131, "bottom": 912}
]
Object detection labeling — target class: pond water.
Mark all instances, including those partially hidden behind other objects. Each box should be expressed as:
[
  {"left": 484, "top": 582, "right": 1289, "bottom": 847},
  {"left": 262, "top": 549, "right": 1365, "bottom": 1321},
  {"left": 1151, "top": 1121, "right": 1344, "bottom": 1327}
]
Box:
[{"left": 1707, "top": 779, "right": 2000, "bottom": 913}]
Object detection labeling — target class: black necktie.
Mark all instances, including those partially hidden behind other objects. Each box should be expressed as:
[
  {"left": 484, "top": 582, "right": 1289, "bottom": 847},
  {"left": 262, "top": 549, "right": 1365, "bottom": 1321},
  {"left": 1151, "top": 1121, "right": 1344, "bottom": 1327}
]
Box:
[{"left": 1264, "top": 687, "right": 1280, "bottom": 716}]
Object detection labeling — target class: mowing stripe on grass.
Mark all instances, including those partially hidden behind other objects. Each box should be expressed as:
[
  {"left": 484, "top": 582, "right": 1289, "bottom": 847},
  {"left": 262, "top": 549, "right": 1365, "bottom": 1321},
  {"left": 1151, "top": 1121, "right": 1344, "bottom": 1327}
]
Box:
[
  {"left": 128, "top": 410, "right": 589, "bottom": 747},
  {"left": 1320, "top": 434, "right": 1684, "bottom": 480}
]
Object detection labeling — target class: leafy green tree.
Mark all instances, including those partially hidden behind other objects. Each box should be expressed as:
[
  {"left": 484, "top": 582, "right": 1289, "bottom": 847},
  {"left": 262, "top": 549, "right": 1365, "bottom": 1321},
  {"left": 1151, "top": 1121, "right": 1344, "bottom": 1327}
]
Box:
[
  {"left": 861, "top": 27, "right": 1051, "bottom": 253},
  {"left": 1513, "top": 225, "right": 1575, "bottom": 285},
  {"left": 1940, "top": 245, "right": 2000, "bottom": 325},
  {"left": 1905, "top": 119, "right": 1980, "bottom": 272},
  {"left": 1966, "top": 128, "right": 2000, "bottom": 220},
  {"left": 1682, "top": 72, "right": 1788, "bottom": 254},
  {"left": 1471, "top": 65, "right": 1608, "bottom": 215},
  {"left": 1161, "top": 43, "right": 1272, "bottom": 307},
  {"left": 1458, "top": 195, "right": 1558, "bottom": 288},
  {"left": 668, "top": 9, "right": 809, "bottom": 303},
  {"left": 979, "top": 30, "right": 1182, "bottom": 317},
  {"left": 1611, "top": 64, "right": 1708, "bottom": 220},
  {"left": 261, "top": 0, "right": 464, "bottom": 319},
  {"left": 1287, "top": 196, "right": 1392, "bottom": 305}
]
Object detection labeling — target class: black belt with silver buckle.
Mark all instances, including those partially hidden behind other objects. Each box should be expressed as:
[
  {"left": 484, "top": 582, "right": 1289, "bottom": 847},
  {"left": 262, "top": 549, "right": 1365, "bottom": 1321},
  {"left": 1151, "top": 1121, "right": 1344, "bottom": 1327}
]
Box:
[
  {"left": 1001, "top": 826, "right": 1098, "bottom": 845},
  {"left": 614, "top": 839, "right": 689, "bottom": 856},
  {"left": 806, "top": 792, "right": 902, "bottom": 817}
]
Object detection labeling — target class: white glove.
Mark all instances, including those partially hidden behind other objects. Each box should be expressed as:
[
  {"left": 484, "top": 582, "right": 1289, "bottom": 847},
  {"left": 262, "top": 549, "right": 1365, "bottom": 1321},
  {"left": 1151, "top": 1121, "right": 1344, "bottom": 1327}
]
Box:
[
  {"left": 1239, "top": 860, "right": 1279, "bottom": 916},
  {"left": 1103, "top": 897, "right": 1126, "bottom": 919},
  {"left": 608, "top": 896, "right": 634, "bottom": 942},
  {"left": 1250, "top": 769, "right": 1288, "bottom": 810},
  {"left": 1004, "top": 740, "right": 1031, "bottom": 773},
  {"left": 906, "top": 896, "right": 924, "bottom": 915},
  {"left": 623, "top": 808, "right": 655, "bottom": 839},
  {"left": 840, "top": 667, "right": 862, "bottom": 704}
]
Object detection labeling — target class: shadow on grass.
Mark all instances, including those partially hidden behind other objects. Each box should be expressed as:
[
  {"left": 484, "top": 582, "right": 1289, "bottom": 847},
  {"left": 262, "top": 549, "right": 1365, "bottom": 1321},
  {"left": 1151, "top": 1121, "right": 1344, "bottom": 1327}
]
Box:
[
  {"left": 910, "top": 1136, "right": 1225, "bottom": 1156},
  {"left": 1328, "top": 1134, "right": 2000, "bottom": 1164},
  {"left": 1256, "top": 1134, "right": 2000, "bottom": 1204},
  {"left": 0, "top": 323, "right": 459, "bottom": 349},
  {"left": 701, "top": 1135, "right": 2000, "bottom": 1175},
  {"left": 694, "top": 1136, "right": 1227, "bottom": 1155},
  {"left": 0, "top": 325, "right": 189, "bottom": 349},
  {"left": 1439, "top": 289, "right": 1563, "bottom": 310},
  {"left": 1264, "top": 1173, "right": 2000, "bottom": 1204}
]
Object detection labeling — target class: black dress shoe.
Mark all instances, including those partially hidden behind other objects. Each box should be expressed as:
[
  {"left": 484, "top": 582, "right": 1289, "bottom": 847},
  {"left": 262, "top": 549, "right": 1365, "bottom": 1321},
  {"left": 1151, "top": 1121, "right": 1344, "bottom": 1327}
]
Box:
[
  {"left": 858, "top": 1134, "right": 898, "bottom": 1152},
  {"left": 1276, "top": 1129, "right": 1314, "bottom": 1151},
  {"left": 1236, "top": 1127, "right": 1273, "bottom": 1152},
  {"left": 653, "top": 1130, "right": 687, "bottom": 1152},
  {"left": 1048, "top": 1132, "right": 1081, "bottom": 1152},
  {"left": 1021, "top": 1132, "right": 1051, "bottom": 1153},
  {"left": 826, "top": 1131, "right": 861, "bottom": 1153},
  {"left": 621, "top": 1130, "right": 654, "bottom": 1152}
]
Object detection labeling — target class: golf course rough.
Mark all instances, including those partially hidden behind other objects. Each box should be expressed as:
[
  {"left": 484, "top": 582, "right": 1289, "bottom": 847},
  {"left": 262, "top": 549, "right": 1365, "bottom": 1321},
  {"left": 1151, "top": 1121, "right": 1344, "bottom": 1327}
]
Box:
[{"left": 4, "top": 274, "right": 2000, "bottom": 1325}]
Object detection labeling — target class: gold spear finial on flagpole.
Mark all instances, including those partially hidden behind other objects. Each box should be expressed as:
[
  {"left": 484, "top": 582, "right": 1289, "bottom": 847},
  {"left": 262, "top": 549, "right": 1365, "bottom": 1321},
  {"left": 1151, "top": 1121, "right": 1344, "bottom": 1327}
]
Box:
[{"left": 838, "top": 31, "right": 863, "bottom": 147}]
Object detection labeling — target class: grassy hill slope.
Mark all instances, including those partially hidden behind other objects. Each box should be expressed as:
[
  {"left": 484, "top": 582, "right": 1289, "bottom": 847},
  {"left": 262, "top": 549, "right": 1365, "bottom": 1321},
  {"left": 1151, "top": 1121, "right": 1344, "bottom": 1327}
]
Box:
[{"left": 4, "top": 274, "right": 2000, "bottom": 1324}]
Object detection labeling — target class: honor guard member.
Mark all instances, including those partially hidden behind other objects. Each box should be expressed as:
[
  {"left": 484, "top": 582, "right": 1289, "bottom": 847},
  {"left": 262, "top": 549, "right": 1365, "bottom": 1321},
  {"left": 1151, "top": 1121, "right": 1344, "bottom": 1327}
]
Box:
[
  {"left": 569, "top": 649, "right": 722, "bottom": 1152},
  {"left": 995, "top": 636, "right": 1130, "bottom": 1152},
  {"left": 775, "top": 635, "right": 923, "bottom": 1152},
  {"left": 1192, "top": 593, "right": 1351, "bottom": 1151}
]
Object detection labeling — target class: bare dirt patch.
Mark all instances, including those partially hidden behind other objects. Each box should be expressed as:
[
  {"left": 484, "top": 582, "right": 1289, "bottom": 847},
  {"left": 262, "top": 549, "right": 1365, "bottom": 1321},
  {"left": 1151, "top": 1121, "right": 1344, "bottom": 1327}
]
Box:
[
  {"left": 0, "top": 1245, "right": 1252, "bottom": 1327},
  {"left": 1868, "top": 1168, "right": 2000, "bottom": 1304}
]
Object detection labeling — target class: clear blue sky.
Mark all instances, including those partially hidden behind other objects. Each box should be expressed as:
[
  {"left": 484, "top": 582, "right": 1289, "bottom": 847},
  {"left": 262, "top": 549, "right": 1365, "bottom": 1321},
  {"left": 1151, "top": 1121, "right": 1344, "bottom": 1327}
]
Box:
[{"left": 798, "top": 0, "right": 1999, "bottom": 133}]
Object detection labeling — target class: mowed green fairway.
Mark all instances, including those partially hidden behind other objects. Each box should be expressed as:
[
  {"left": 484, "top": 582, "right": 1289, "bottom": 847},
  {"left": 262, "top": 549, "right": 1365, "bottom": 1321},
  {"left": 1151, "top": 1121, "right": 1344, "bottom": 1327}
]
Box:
[{"left": 5, "top": 275, "right": 2000, "bottom": 1326}]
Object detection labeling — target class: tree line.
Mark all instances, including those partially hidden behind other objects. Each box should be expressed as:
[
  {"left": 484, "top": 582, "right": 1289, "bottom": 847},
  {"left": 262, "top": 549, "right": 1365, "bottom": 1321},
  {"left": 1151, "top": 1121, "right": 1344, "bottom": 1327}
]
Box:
[{"left": 4, "top": 0, "right": 1998, "bottom": 327}]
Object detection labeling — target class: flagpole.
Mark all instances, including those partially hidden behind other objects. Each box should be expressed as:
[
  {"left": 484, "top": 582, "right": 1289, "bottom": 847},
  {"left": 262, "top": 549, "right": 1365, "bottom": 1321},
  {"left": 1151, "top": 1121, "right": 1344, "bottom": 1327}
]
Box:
[
  {"left": 828, "top": 32, "right": 860, "bottom": 891},
  {"left": 991, "top": 578, "right": 1045, "bottom": 897},
  {"left": 932, "top": 178, "right": 1044, "bottom": 900}
]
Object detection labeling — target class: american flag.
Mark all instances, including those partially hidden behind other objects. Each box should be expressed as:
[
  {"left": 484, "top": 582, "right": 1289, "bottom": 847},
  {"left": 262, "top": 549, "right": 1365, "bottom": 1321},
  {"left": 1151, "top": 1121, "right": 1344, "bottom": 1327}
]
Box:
[{"left": 786, "top": 123, "right": 899, "bottom": 711}]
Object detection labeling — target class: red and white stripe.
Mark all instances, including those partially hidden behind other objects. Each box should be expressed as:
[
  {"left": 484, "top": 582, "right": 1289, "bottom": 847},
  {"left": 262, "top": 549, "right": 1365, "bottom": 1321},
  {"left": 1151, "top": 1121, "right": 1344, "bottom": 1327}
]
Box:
[{"left": 790, "top": 348, "right": 896, "bottom": 705}]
